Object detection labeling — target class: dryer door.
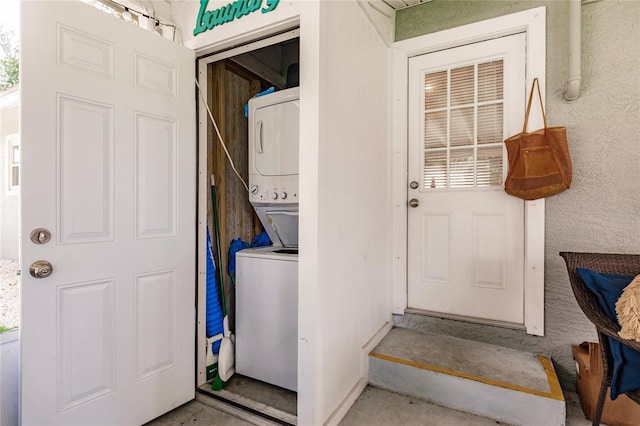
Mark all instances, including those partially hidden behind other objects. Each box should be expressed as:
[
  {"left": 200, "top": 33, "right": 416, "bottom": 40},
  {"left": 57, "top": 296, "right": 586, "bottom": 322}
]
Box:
[{"left": 253, "top": 99, "right": 299, "bottom": 177}]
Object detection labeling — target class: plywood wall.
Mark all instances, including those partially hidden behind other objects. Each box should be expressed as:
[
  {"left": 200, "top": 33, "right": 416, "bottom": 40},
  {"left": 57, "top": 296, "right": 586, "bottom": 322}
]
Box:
[{"left": 207, "top": 60, "right": 266, "bottom": 325}]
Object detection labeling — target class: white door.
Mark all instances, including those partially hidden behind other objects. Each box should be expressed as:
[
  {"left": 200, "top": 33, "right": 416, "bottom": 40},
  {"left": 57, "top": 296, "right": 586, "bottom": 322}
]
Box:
[
  {"left": 407, "top": 34, "right": 526, "bottom": 325},
  {"left": 20, "top": 2, "right": 196, "bottom": 425}
]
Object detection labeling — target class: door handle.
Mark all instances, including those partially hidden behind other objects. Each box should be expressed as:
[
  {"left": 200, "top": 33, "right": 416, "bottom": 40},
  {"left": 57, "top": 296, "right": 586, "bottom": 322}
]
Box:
[
  {"left": 29, "top": 260, "right": 53, "bottom": 278},
  {"left": 409, "top": 181, "right": 419, "bottom": 189},
  {"left": 255, "top": 120, "right": 264, "bottom": 154},
  {"left": 409, "top": 198, "right": 420, "bottom": 208}
]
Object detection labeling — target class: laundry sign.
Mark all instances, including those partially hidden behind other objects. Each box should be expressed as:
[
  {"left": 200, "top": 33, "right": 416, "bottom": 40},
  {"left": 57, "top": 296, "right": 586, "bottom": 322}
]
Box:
[{"left": 193, "top": 0, "right": 280, "bottom": 36}]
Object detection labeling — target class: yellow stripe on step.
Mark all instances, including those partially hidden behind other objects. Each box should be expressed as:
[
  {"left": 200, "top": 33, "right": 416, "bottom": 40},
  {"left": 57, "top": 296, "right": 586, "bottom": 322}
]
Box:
[
  {"left": 537, "top": 355, "right": 565, "bottom": 401},
  {"left": 369, "top": 351, "right": 565, "bottom": 401}
]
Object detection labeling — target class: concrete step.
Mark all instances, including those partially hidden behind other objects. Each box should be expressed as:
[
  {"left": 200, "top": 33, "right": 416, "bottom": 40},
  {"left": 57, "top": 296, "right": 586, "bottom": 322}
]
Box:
[{"left": 368, "top": 327, "right": 566, "bottom": 426}]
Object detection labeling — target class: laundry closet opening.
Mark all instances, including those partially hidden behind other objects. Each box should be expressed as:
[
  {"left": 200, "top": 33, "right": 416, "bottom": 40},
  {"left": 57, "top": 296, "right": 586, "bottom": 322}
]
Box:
[{"left": 196, "top": 30, "right": 300, "bottom": 424}]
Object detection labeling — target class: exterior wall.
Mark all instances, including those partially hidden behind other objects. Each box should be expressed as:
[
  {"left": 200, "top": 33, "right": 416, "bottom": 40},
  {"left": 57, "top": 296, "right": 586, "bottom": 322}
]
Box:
[
  {"left": 315, "top": 2, "right": 392, "bottom": 422},
  {"left": 0, "top": 90, "right": 20, "bottom": 260},
  {"left": 395, "top": 1, "right": 640, "bottom": 391}
]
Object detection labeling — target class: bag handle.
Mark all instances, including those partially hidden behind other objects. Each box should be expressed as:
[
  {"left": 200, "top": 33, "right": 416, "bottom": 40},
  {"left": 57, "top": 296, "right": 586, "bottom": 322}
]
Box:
[{"left": 522, "top": 77, "right": 548, "bottom": 133}]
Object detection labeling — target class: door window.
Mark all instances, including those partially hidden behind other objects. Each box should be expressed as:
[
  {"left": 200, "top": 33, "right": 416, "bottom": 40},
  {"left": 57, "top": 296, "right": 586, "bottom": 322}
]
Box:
[{"left": 422, "top": 60, "right": 504, "bottom": 189}]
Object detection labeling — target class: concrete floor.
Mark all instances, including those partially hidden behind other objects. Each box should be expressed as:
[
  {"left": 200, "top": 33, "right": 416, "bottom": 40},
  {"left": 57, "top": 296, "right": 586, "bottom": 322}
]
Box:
[
  {"left": 147, "top": 385, "right": 593, "bottom": 426},
  {"left": 145, "top": 398, "right": 254, "bottom": 426},
  {"left": 192, "top": 374, "right": 296, "bottom": 425},
  {"left": 147, "top": 328, "right": 591, "bottom": 426},
  {"left": 219, "top": 374, "right": 297, "bottom": 415},
  {"left": 340, "top": 386, "right": 510, "bottom": 425}
]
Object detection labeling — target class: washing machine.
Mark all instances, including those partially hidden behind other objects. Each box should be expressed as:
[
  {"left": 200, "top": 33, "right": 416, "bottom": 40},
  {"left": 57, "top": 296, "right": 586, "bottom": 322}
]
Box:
[
  {"left": 235, "top": 87, "right": 299, "bottom": 391},
  {"left": 235, "top": 247, "right": 298, "bottom": 391}
]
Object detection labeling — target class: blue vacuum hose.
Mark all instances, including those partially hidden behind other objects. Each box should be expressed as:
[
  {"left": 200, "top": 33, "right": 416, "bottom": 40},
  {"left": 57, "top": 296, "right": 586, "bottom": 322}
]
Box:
[{"left": 206, "top": 229, "right": 223, "bottom": 353}]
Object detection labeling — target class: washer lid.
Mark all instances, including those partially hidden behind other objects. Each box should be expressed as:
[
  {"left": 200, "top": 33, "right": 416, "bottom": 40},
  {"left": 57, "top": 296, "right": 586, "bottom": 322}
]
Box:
[{"left": 264, "top": 210, "right": 298, "bottom": 247}]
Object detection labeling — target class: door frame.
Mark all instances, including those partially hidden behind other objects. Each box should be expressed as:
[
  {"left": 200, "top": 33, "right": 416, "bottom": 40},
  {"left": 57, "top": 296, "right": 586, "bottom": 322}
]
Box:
[
  {"left": 194, "top": 27, "right": 300, "bottom": 389},
  {"left": 391, "top": 7, "right": 546, "bottom": 336},
  {"left": 191, "top": 6, "right": 325, "bottom": 423}
]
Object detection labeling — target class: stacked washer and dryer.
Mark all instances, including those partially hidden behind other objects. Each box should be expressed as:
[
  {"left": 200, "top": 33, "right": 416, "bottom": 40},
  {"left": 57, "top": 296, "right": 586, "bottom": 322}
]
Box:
[{"left": 235, "top": 87, "right": 299, "bottom": 392}]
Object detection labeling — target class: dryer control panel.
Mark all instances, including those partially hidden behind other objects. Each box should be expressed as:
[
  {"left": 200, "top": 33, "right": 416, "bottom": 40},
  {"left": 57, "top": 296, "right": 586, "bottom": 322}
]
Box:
[
  {"left": 249, "top": 175, "right": 298, "bottom": 204},
  {"left": 250, "top": 186, "right": 298, "bottom": 202}
]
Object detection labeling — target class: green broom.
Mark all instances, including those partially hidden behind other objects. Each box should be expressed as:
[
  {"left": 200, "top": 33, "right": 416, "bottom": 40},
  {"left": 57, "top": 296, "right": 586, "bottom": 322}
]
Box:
[{"left": 210, "top": 174, "right": 235, "bottom": 390}]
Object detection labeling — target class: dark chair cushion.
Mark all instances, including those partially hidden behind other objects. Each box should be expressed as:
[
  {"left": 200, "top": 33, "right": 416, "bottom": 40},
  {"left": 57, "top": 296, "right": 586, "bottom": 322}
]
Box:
[{"left": 578, "top": 268, "right": 640, "bottom": 399}]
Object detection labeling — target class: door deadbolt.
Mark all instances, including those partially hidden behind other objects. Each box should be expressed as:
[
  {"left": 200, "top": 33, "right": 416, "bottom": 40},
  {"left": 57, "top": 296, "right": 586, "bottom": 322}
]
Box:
[
  {"left": 409, "top": 198, "right": 420, "bottom": 208},
  {"left": 409, "top": 181, "right": 419, "bottom": 189},
  {"left": 30, "top": 260, "right": 53, "bottom": 278},
  {"left": 30, "top": 228, "right": 51, "bottom": 244}
]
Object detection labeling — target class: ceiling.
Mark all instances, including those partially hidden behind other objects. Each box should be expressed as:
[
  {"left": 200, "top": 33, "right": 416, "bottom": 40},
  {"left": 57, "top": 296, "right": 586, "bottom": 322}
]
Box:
[{"left": 381, "top": 0, "right": 432, "bottom": 10}]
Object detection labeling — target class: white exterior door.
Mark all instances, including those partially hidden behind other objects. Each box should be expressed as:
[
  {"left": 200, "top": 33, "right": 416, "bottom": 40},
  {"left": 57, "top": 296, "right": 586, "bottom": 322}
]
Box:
[
  {"left": 20, "top": 2, "right": 196, "bottom": 425},
  {"left": 407, "top": 34, "right": 526, "bottom": 325}
]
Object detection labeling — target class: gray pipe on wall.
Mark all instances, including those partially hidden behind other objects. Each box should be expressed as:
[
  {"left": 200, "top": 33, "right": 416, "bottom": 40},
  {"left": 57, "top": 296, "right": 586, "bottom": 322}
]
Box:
[{"left": 564, "top": 0, "right": 582, "bottom": 101}]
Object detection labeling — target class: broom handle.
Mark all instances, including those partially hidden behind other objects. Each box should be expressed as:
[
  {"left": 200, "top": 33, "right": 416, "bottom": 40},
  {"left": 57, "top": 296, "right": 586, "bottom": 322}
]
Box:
[{"left": 211, "top": 174, "right": 227, "bottom": 318}]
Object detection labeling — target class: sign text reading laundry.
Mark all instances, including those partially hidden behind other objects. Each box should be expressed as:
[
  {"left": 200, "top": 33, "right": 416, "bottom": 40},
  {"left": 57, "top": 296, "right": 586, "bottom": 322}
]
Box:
[{"left": 193, "top": 0, "right": 280, "bottom": 36}]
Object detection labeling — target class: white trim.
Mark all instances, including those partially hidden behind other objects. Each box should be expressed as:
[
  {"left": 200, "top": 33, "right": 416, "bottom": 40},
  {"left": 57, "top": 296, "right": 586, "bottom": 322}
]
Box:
[
  {"left": 361, "top": 321, "right": 393, "bottom": 380},
  {"left": 356, "top": 1, "right": 396, "bottom": 47},
  {"left": 196, "top": 59, "right": 208, "bottom": 389},
  {"left": 391, "top": 7, "right": 546, "bottom": 336},
  {"left": 524, "top": 200, "right": 545, "bottom": 336},
  {"left": 189, "top": 17, "right": 301, "bottom": 57},
  {"left": 324, "top": 321, "right": 392, "bottom": 426},
  {"left": 324, "top": 378, "right": 367, "bottom": 426},
  {"left": 201, "top": 28, "right": 299, "bottom": 64}
]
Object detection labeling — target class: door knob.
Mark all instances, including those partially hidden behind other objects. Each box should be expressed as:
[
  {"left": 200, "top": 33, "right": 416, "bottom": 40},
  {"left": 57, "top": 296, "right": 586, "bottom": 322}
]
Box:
[
  {"left": 409, "top": 198, "right": 420, "bottom": 208},
  {"left": 409, "top": 181, "right": 419, "bottom": 189},
  {"left": 29, "top": 260, "right": 53, "bottom": 278}
]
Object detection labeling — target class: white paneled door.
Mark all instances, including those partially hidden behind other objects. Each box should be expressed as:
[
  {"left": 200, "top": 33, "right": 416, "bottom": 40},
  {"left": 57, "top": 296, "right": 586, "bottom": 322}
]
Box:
[
  {"left": 20, "top": 2, "right": 195, "bottom": 424},
  {"left": 407, "top": 34, "right": 526, "bottom": 325}
]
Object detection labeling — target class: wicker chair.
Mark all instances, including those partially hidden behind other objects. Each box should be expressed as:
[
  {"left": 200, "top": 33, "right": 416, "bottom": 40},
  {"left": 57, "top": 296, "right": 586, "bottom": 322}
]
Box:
[{"left": 560, "top": 252, "right": 640, "bottom": 426}]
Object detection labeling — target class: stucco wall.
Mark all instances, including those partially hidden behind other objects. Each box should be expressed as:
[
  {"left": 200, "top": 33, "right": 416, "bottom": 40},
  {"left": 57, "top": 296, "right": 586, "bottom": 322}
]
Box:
[{"left": 394, "top": 0, "right": 640, "bottom": 390}]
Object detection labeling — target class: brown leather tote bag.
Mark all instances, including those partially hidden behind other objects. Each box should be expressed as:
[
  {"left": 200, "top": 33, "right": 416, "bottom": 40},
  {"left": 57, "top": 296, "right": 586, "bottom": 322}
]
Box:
[{"left": 504, "top": 78, "right": 572, "bottom": 200}]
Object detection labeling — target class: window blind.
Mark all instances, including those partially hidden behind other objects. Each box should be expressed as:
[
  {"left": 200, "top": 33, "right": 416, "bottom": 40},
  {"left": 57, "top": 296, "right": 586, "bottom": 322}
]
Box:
[{"left": 423, "top": 59, "right": 505, "bottom": 189}]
